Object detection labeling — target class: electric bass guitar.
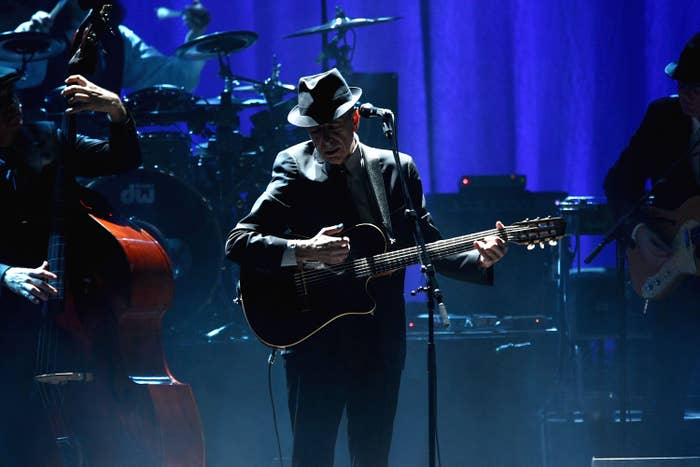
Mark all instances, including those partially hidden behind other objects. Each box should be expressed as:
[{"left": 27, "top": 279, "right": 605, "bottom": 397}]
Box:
[
  {"left": 238, "top": 217, "right": 566, "bottom": 349},
  {"left": 628, "top": 196, "right": 700, "bottom": 299}
]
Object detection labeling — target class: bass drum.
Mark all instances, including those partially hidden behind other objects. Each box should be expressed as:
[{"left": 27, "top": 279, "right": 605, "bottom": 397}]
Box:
[{"left": 87, "top": 169, "right": 223, "bottom": 333}]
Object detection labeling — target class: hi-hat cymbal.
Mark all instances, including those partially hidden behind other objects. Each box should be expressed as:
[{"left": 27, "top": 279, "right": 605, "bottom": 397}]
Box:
[
  {"left": 175, "top": 30, "right": 258, "bottom": 59},
  {"left": 0, "top": 31, "right": 65, "bottom": 62},
  {"left": 194, "top": 95, "right": 268, "bottom": 108},
  {"left": 284, "top": 15, "right": 401, "bottom": 38}
]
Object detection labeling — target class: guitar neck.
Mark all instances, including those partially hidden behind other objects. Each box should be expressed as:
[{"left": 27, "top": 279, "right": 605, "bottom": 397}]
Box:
[
  {"left": 349, "top": 226, "right": 518, "bottom": 279},
  {"left": 294, "top": 218, "right": 564, "bottom": 286}
]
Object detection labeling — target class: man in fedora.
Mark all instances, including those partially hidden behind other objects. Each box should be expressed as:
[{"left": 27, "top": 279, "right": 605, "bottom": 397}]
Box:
[
  {"left": 226, "top": 68, "right": 507, "bottom": 466},
  {"left": 604, "top": 33, "right": 700, "bottom": 456}
]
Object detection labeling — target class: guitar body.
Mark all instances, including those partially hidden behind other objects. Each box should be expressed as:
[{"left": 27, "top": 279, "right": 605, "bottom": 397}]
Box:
[
  {"left": 49, "top": 212, "right": 204, "bottom": 466},
  {"left": 628, "top": 196, "right": 700, "bottom": 299},
  {"left": 237, "top": 217, "right": 566, "bottom": 349},
  {"left": 239, "top": 223, "right": 388, "bottom": 349}
]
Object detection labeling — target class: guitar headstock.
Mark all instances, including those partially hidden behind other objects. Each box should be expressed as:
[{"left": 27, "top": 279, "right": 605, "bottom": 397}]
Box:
[{"left": 508, "top": 216, "right": 567, "bottom": 249}]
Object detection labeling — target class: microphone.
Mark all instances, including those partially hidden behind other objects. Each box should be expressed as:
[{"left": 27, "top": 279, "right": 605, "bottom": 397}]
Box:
[
  {"left": 358, "top": 102, "right": 393, "bottom": 119},
  {"left": 155, "top": 6, "right": 183, "bottom": 19}
]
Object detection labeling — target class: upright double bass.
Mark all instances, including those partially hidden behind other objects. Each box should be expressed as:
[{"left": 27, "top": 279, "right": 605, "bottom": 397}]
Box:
[{"left": 34, "top": 4, "right": 205, "bottom": 465}]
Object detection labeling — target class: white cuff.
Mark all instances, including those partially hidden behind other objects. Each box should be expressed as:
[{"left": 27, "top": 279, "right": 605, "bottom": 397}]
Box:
[{"left": 281, "top": 240, "right": 297, "bottom": 267}]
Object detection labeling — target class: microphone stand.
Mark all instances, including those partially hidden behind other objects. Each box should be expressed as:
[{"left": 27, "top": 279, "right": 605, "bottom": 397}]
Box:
[{"left": 379, "top": 111, "right": 447, "bottom": 467}]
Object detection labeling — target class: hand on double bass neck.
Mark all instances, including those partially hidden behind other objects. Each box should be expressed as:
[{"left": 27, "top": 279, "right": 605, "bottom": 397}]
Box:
[
  {"left": 2, "top": 260, "right": 58, "bottom": 304},
  {"left": 61, "top": 74, "right": 128, "bottom": 122}
]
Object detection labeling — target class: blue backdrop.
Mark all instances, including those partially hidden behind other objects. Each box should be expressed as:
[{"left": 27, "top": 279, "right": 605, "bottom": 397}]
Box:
[{"left": 117, "top": 0, "right": 697, "bottom": 269}]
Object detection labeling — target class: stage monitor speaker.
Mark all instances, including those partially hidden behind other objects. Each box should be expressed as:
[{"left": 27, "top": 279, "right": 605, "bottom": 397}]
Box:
[
  {"left": 350, "top": 72, "right": 398, "bottom": 150},
  {"left": 592, "top": 458, "right": 700, "bottom": 466}
]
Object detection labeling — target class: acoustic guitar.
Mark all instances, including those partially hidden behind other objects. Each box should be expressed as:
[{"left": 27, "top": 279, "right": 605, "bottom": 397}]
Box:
[{"left": 238, "top": 217, "right": 566, "bottom": 349}]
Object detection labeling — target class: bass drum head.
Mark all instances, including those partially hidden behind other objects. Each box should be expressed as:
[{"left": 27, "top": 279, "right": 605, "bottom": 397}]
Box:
[{"left": 87, "top": 169, "right": 223, "bottom": 334}]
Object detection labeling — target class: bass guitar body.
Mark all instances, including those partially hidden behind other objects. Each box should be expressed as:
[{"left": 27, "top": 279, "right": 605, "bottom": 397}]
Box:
[{"left": 628, "top": 196, "right": 700, "bottom": 300}]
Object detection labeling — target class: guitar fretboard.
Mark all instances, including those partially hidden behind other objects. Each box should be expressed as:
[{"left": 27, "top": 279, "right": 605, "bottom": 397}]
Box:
[{"left": 294, "top": 221, "right": 563, "bottom": 290}]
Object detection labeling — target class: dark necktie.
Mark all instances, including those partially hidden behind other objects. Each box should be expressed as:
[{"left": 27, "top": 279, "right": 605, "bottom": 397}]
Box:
[{"left": 327, "top": 164, "right": 360, "bottom": 226}]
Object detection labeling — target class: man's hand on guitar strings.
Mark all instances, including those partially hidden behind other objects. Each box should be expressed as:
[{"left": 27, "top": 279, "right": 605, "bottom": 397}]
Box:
[
  {"left": 474, "top": 221, "right": 509, "bottom": 269},
  {"left": 291, "top": 224, "right": 351, "bottom": 265}
]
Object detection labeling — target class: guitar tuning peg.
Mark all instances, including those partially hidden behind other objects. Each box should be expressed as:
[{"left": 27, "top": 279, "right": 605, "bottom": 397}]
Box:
[
  {"left": 527, "top": 243, "right": 536, "bottom": 251},
  {"left": 548, "top": 239, "right": 558, "bottom": 246},
  {"left": 539, "top": 242, "right": 545, "bottom": 249}
]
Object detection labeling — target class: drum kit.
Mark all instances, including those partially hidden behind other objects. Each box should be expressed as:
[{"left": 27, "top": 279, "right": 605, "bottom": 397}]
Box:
[{"left": 0, "top": 9, "right": 401, "bottom": 337}]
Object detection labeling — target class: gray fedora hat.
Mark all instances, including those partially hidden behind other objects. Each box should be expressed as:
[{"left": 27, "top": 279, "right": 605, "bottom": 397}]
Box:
[
  {"left": 665, "top": 31, "right": 700, "bottom": 83},
  {"left": 287, "top": 68, "right": 362, "bottom": 127}
]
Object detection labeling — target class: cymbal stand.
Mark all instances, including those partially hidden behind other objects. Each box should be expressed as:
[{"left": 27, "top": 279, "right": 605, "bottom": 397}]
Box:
[
  {"left": 261, "top": 57, "right": 288, "bottom": 108},
  {"left": 317, "top": 6, "right": 355, "bottom": 76},
  {"left": 212, "top": 50, "right": 242, "bottom": 218}
]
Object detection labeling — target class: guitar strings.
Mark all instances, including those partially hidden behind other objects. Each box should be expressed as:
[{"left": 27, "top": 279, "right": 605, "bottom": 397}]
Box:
[{"left": 294, "top": 224, "right": 562, "bottom": 287}]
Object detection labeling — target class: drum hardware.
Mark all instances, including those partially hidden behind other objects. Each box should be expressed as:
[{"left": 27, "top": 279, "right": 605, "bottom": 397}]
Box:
[
  {"left": 283, "top": 7, "right": 400, "bottom": 37},
  {"left": 284, "top": 6, "right": 401, "bottom": 75},
  {"left": 123, "top": 84, "right": 197, "bottom": 126},
  {"left": 230, "top": 56, "right": 297, "bottom": 108},
  {"left": 174, "top": 30, "right": 258, "bottom": 60},
  {"left": 0, "top": 31, "right": 66, "bottom": 77}
]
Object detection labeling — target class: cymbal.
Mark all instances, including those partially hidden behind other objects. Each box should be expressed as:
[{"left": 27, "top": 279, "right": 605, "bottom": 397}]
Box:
[
  {"left": 232, "top": 79, "right": 296, "bottom": 94},
  {"left": 284, "top": 15, "right": 401, "bottom": 38},
  {"left": 175, "top": 30, "right": 258, "bottom": 59},
  {"left": 194, "top": 95, "right": 268, "bottom": 108},
  {"left": 0, "top": 31, "right": 65, "bottom": 62}
]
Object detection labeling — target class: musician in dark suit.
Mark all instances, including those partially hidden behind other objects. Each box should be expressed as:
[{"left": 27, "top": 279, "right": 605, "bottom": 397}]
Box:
[
  {"left": 226, "top": 68, "right": 508, "bottom": 467},
  {"left": 0, "top": 70, "right": 140, "bottom": 465},
  {"left": 603, "top": 32, "right": 700, "bottom": 456}
]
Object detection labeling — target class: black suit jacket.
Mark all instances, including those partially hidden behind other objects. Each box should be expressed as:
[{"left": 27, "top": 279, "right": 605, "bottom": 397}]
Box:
[
  {"left": 226, "top": 140, "right": 492, "bottom": 365},
  {"left": 604, "top": 96, "right": 700, "bottom": 219}
]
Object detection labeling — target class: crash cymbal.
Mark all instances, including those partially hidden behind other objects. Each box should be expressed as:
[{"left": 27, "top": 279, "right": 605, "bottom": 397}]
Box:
[
  {"left": 175, "top": 30, "right": 258, "bottom": 59},
  {"left": 0, "top": 31, "right": 65, "bottom": 62},
  {"left": 284, "top": 15, "right": 401, "bottom": 38},
  {"left": 232, "top": 80, "right": 296, "bottom": 94}
]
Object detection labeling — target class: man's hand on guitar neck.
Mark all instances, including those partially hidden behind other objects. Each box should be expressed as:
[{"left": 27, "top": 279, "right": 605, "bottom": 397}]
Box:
[
  {"left": 289, "top": 224, "right": 351, "bottom": 266},
  {"left": 474, "top": 221, "right": 509, "bottom": 269},
  {"left": 631, "top": 223, "right": 672, "bottom": 270}
]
